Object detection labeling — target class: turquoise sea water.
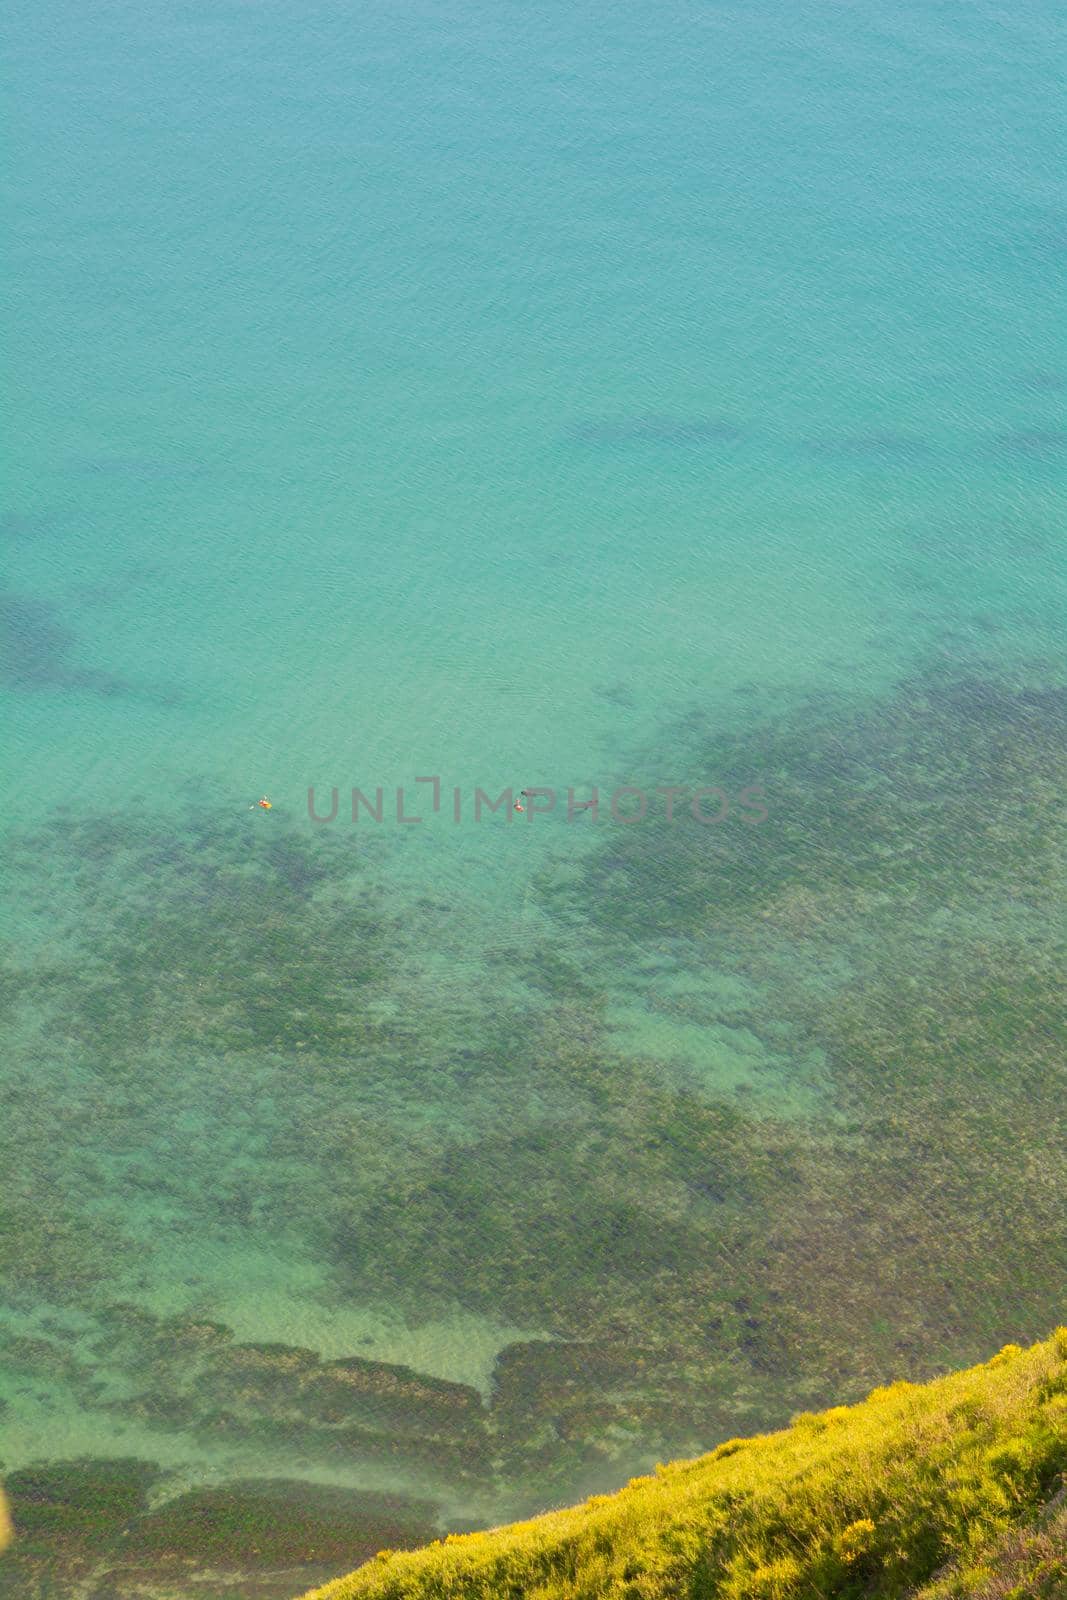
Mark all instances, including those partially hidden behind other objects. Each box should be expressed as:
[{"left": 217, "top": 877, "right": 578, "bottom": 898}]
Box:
[{"left": 3, "top": 2, "right": 1066, "bottom": 1594}]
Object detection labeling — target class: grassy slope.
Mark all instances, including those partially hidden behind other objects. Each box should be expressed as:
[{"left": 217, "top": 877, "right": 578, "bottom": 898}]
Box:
[
  {"left": 916, "top": 1487, "right": 1066, "bottom": 1600},
  {"left": 300, "top": 1331, "right": 1067, "bottom": 1600}
]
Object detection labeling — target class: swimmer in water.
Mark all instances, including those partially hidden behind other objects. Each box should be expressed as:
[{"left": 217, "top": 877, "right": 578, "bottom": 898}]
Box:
[{"left": 250, "top": 797, "right": 272, "bottom": 810}]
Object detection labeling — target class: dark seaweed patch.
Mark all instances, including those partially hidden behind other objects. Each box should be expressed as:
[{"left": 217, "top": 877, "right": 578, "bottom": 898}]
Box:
[
  {"left": 594, "top": 681, "right": 638, "bottom": 710},
  {"left": 123, "top": 1479, "right": 437, "bottom": 1566},
  {"left": 5, "top": 1458, "right": 160, "bottom": 1552},
  {"left": 566, "top": 662, "right": 1067, "bottom": 942},
  {"left": 0, "top": 1466, "right": 437, "bottom": 1599},
  {"left": 0, "top": 1190, "right": 128, "bottom": 1304},
  {"left": 0, "top": 592, "right": 124, "bottom": 696},
  {"left": 2, "top": 806, "right": 395, "bottom": 1063},
  {"left": 0, "top": 590, "right": 183, "bottom": 705}
]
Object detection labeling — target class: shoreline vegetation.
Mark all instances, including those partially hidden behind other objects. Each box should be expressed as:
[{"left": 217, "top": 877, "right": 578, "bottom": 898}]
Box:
[
  {"left": 2, "top": 1332, "right": 1063, "bottom": 1597},
  {"left": 298, "top": 1331, "right": 1067, "bottom": 1600}
]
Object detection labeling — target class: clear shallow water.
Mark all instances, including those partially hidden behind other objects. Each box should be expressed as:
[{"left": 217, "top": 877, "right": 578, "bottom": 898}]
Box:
[{"left": 2, "top": 1, "right": 1066, "bottom": 1594}]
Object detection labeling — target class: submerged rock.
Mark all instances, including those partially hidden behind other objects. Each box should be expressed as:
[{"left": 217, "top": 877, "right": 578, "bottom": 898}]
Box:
[
  {"left": 4, "top": 1457, "right": 161, "bottom": 1551},
  {"left": 0, "top": 1471, "right": 440, "bottom": 1600},
  {"left": 307, "top": 1355, "right": 484, "bottom": 1432},
  {"left": 122, "top": 1479, "right": 438, "bottom": 1566}
]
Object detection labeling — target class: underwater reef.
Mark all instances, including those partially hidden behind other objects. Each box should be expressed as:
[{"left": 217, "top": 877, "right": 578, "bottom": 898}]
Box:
[
  {"left": 1, "top": 653, "right": 1065, "bottom": 1595},
  {"left": 298, "top": 1332, "right": 1067, "bottom": 1599},
  {"left": 0, "top": 1457, "right": 439, "bottom": 1600}
]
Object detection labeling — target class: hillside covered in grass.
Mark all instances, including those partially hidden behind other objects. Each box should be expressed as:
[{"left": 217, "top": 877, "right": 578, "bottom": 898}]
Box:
[{"left": 301, "top": 1331, "right": 1067, "bottom": 1600}]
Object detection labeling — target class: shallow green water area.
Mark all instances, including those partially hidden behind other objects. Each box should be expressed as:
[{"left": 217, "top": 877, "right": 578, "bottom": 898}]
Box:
[
  {"left": 3, "top": 0, "right": 1066, "bottom": 1594},
  {"left": 3, "top": 656, "right": 1066, "bottom": 1597}
]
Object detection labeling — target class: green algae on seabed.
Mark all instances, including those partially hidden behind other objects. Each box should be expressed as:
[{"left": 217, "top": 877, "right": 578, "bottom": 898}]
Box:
[
  {"left": 0, "top": 1467, "right": 438, "bottom": 1600},
  {"left": 558, "top": 660, "right": 1067, "bottom": 944},
  {"left": 1, "top": 804, "right": 398, "bottom": 1062},
  {"left": 1, "top": 657, "right": 1066, "bottom": 1552}
]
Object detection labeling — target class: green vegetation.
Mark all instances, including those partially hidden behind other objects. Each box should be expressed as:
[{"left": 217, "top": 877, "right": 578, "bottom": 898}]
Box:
[
  {"left": 568, "top": 664, "right": 1067, "bottom": 938},
  {"left": 0, "top": 1459, "right": 159, "bottom": 1555},
  {"left": 916, "top": 1492, "right": 1066, "bottom": 1599},
  {"left": 0, "top": 1465, "right": 438, "bottom": 1600},
  {"left": 301, "top": 1332, "right": 1067, "bottom": 1600}
]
